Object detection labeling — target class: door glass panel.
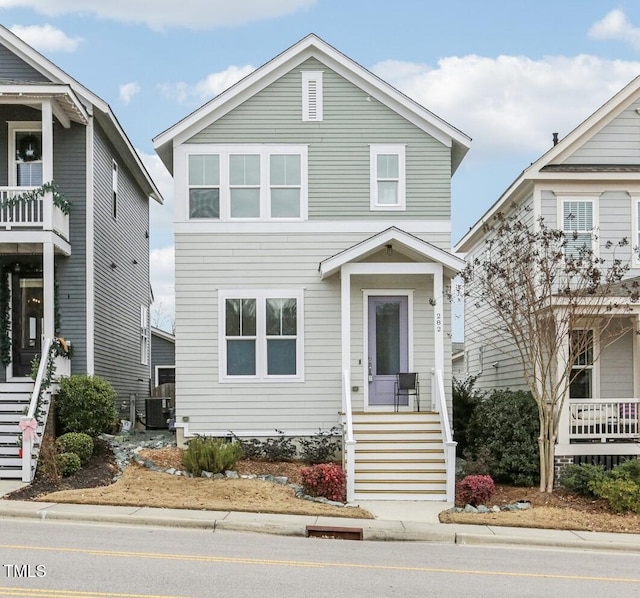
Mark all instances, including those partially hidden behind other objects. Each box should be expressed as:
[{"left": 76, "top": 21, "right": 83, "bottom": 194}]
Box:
[
  {"left": 20, "top": 278, "right": 43, "bottom": 351},
  {"left": 375, "top": 302, "right": 400, "bottom": 375}
]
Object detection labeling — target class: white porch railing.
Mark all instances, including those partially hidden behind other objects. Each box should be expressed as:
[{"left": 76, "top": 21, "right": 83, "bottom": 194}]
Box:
[
  {"left": 569, "top": 399, "right": 640, "bottom": 441},
  {"left": 20, "top": 338, "right": 53, "bottom": 483},
  {"left": 0, "top": 187, "right": 69, "bottom": 239},
  {"left": 342, "top": 369, "right": 356, "bottom": 503},
  {"left": 432, "top": 368, "right": 457, "bottom": 502}
]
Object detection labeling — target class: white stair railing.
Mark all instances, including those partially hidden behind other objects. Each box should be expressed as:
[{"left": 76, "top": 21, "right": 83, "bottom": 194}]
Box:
[
  {"left": 342, "top": 369, "right": 356, "bottom": 503},
  {"left": 20, "top": 338, "right": 53, "bottom": 482},
  {"left": 432, "top": 368, "right": 457, "bottom": 502}
]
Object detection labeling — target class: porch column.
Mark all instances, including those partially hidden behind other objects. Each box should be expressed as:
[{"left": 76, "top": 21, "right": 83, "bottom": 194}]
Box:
[
  {"left": 43, "top": 242, "right": 55, "bottom": 341},
  {"left": 340, "top": 265, "right": 352, "bottom": 403},
  {"left": 433, "top": 264, "right": 444, "bottom": 375},
  {"left": 41, "top": 100, "right": 54, "bottom": 231},
  {"left": 634, "top": 314, "right": 640, "bottom": 399},
  {"left": 555, "top": 309, "right": 570, "bottom": 446}
]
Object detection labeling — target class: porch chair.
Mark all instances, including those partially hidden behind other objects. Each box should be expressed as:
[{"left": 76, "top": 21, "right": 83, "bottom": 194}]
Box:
[{"left": 394, "top": 372, "right": 420, "bottom": 412}]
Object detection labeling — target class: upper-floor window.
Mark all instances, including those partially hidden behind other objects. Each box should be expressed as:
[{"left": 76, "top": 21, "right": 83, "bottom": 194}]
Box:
[
  {"left": 112, "top": 160, "right": 119, "bottom": 220},
  {"left": 9, "top": 123, "right": 43, "bottom": 187},
  {"left": 562, "top": 200, "right": 594, "bottom": 258},
  {"left": 302, "top": 71, "right": 323, "bottom": 122},
  {"left": 186, "top": 145, "right": 307, "bottom": 221},
  {"left": 370, "top": 144, "right": 406, "bottom": 211}
]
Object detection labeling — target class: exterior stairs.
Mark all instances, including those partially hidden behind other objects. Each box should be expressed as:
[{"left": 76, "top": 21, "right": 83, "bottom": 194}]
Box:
[
  {"left": 351, "top": 411, "right": 447, "bottom": 500},
  {"left": 0, "top": 381, "right": 35, "bottom": 479}
]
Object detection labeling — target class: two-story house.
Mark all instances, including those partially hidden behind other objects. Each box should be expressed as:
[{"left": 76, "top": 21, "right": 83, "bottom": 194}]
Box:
[
  {"left": 455, "top": 75, "right": 640, "bottom": 475},
  {"left": 0, "top": 25, "right": 162, "bottom": 480},
  {"left": 154, "top": 35, "right": 470, "bottom": 502}
]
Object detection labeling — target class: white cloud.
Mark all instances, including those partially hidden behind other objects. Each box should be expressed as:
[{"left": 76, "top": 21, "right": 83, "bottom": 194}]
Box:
[
  {"left": 589, "top": 9, "right": 640, "bottom": 51},
  {"left": 9, "top": 24, "right": 81, "bottom": 52},
  {"left": 0, "top": 0, "right": 315, "bottom": 30},
  {"left": 372, "top": 54, "right": 640, "bottom": 162},
  {"left": 119, "top": 82, "right": 140, "bottom": 105},
  {"left": 195, "top": 65, "right": 255, "bottom": 99},
  {"left": 160, "top": 65, "right": 255, "bottom": 105}
]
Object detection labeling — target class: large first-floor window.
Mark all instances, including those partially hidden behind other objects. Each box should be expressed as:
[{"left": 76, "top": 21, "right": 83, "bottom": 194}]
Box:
[{"left": 219, "top": 289, "right": 304, "bottom": 381}]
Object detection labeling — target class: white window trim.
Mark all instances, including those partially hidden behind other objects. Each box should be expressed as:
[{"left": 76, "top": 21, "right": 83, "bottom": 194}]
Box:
[
  {"left": 179, "top": 144, "right": 308, "bottom": 222},
  {"left": 370, "top": 144, "right": 406, "bottom": 211},
  {"left": 218, "top": 288, "right": 304, "bottom": 383},
  {"left": 633, "top": 196, "right": 640, "bottom": 268},
  {"left": 8, "top": 121, "right": 43, "bottom": 187},
  {"left": 558, "top": 197, "right": 599, "bottom": 257},
  {"left": 154, "top": 365, "right": 175, "bottom": 387},
  {"left": 569, "top": 328, "right": 599, "bottom": 400},
  {"left": 302, "top": 71, "right": 323, "bottom": 122},
  {"left": 112, "top": 160, "right": 119, "bottom": 220},
  {"left": 140, "top": 304, "right": 149, "bottom": 366}
]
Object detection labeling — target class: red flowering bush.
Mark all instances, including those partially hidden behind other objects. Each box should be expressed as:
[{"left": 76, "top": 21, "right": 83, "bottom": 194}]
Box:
[
  {"left": 300, "top": 463, "right": 346, "bottom": 502},
  {"left": 456, "top": 474, "right": 495, "bottom": 506}
]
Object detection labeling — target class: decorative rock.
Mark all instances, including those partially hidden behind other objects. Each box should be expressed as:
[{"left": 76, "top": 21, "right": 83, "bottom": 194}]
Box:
[
  {"left": 476, "top": 505, "right": 491, "bottom": 513},
  {"left": 225, "top": 470, "right": 239, "bottom": 479},
  {"left": 464, "top": 504, "right": 479, "bottom": 513},
  {"left": 516, "top": 501, "right": 531, "bottom": 510},
  {"left": 491, "top": 505, "right": 501, "bottom": 513},
  {"left": 274, "top": 476, "right": 288, "bottom": 485},
  {"left": 213, "top": 473, "right": 225, "bottom": 480},
  {"left": 200, "top": 471, "right": 213, "bottom": 478}
]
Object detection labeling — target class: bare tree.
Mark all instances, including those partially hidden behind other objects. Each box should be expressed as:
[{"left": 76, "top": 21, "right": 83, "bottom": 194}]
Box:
[
  {"left": 151, "top": 301, "right": 175, "bottom": 335},
  {"left": 462, "top": 206, "right": 638, "bottom": 492}
]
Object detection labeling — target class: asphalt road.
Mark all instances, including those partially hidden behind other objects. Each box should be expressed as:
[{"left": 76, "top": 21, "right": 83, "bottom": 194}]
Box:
[{"left": 0, "top": 519, "right": 639, "bottom": 597}]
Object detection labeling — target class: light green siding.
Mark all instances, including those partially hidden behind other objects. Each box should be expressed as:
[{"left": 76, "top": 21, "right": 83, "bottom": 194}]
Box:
[{"left": 189, "top": 58, "right": 451, "bottom": 221}]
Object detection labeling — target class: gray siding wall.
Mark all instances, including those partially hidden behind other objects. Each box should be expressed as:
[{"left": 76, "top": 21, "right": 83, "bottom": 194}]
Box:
[
  {"left": 0, "top": 43, "right": 48, "bottom": 81},
  {"left": 54, "top": 121, "right": 88, "bottom": 374},
  {"left": 566, "top": 98, "right": 640, "bottom": 164},
  {"left": 600, "top": 330, "right": 634, "bottom": 399},
  {"left": 92, "top": 121, "right": 150, "bottom": 403},
  {"left": 189, "top": 57, "right": 452, "bottom": 223},
  {"left": 151, "top": 331, "right": 175, "bottom": 375},
  {"left": 175, "top": 231, "right": 451, "bottom": 435}
]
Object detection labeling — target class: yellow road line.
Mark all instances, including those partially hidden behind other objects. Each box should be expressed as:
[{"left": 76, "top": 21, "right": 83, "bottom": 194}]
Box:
[
  {"left": 0, "top": 587, "right": 186, "bottom": 598},
  {"left": 2, "top": 543, "right": 639, "bottom": 584}
]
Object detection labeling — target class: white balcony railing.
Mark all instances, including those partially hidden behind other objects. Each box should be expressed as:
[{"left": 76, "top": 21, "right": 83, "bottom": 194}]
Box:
[
  {"left": 0, "top": 186, "right": 69, "bottom": 239},
  {"left": 569, "top": 399, "right": 640, "bottom": 441}
]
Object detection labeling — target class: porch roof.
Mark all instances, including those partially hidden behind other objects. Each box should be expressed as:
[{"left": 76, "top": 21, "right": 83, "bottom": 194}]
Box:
[
  {"left": 318, "top": 227, "right": 464, "bottom": 280},
  {"left": 0, "top": 81, "right": 89, "bottom": 127}
]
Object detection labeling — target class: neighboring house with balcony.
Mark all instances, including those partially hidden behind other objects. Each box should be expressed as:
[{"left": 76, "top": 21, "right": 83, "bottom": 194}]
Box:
[
  {"left": 0, "top": 25, "right": 162, "bottom": 480},
  {"left": 455, "top": 75, "right": 640, "bottom": 473},
  {"left": 154, "top": 34, "right": 470, "bottom": 501}
]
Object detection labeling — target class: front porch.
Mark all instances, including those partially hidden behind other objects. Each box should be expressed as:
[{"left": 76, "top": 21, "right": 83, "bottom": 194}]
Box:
[{"left": 565, "top": 399, "right": 640, "bottom": 443}]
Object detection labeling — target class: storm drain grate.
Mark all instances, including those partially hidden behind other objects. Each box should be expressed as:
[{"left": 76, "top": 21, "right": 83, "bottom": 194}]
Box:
[{"left": 305, "top": 525, "right": 363, "bottom": 540}]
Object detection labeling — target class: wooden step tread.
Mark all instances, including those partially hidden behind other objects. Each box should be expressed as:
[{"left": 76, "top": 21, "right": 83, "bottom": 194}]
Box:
[
  {"left": 356, "top": 458, "right": 445, "bottom": 464},
  {"left": 355, "top": 469, "right": 446, "bottom": 474},
  {"left": 353, "top": 429, "right": 440, "bottom": 435},
  {"left": 355, "top": 448, "right": 444, "bottom": 454},
  {"left": 354, "top": 489, "right": 445, "bottom": 495}
]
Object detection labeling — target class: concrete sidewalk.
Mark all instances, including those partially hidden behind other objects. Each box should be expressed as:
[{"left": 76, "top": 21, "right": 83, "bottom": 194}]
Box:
[{"left": 2, "top": 491, "right": 640, "bottom": 552}]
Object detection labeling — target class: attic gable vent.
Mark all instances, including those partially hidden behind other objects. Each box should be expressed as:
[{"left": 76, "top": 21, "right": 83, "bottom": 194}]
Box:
[{"left": 302, "top": 71, "right": 323, "bottom": 122}]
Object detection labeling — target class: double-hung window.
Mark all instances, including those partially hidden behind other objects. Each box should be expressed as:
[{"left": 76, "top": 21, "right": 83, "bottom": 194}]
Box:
[
  {"left": 220, "top": 290, "right": 303, "bottom": 381},
  {"left": 185, "top": 146, "right": 307, "bottom": 221},
  {"left": 562, "top": 200, "right": 594, "bottom": 258},
  {"left": 569, "top": 329, "right": 594, "bottom": 399},
  {"left": 370, "top": 144, "right": 406, "bottom": 210},
  {"left": 188, "top": 154, "right": 220, "bottom": 218}
]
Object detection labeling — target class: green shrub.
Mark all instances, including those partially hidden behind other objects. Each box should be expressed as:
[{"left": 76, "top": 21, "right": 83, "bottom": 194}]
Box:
[
  {"left": 464, "top": 389, "right": 539, "bottom": 486},
  {"left": 262, "top": 431, "right": 296, "bottom": 462},
  {"left": 182, "top": 436, "right": 243, "bottom": 476},
  {"left": 589, "top": 477, "right": 640, "bottom": 513},
  {"left": 609, "top": 458, "right": 640, "bottom": 485},
  {"left": 300, "top": 463, "right": 346, "bottom": 502},
  {"left": 56, "top": 452, "right": 81, "bottom": 477},
  {"left": 56, "top": 432, "right": 94, "bottom": 465},
  {"left": 56, "top": 375, "right": 118, "bottom": 437},
  {"left": 452, "top": 375, "right": 484, "bottom": 456},
  {"left": 299, "top": 428, "right": 340, "bottom": 465},
  {"left": 557, "top": 463, "right": 606, "bottom": 497}
]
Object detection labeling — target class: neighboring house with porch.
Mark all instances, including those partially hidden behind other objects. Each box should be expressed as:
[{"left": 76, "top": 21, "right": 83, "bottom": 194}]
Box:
[
  {"left": 154, "top": 34, "right": 470, "bottom": 501},
  {"left": 0, "top": 25, "right": 162, "bottom": 480},
  {"left": 455, "top": 75, "right": 640, "bottom": 473},
  {"left": 151, "top": 326, "right": 175, "bottom": 388}
]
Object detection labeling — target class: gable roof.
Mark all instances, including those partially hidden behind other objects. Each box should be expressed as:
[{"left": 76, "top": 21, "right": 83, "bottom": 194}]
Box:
[
  {"left": 153, "top": 33, "right": 471, "bottom": 174},
  {"left": 455, "top": 74, "right": 640, "bottom": 254},
  {"left": 319, "top": 227, "right": 465, "bottom": 279},
  {"left": 0, "top": 25, "right": 162, "bottom": 204}
]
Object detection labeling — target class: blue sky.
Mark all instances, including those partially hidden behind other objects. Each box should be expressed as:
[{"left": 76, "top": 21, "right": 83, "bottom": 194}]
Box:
[{"left": 2, "top": 0, "right": 640, "bottom": 335}]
